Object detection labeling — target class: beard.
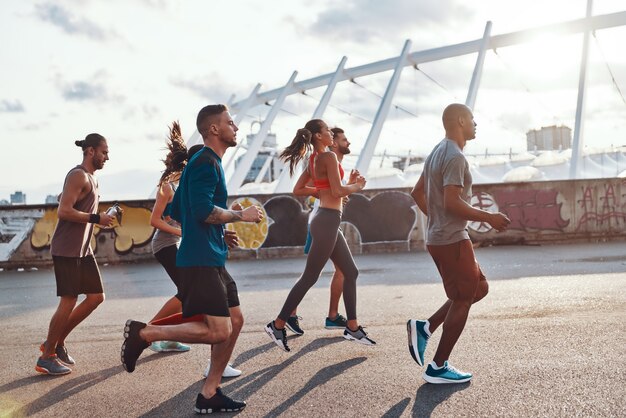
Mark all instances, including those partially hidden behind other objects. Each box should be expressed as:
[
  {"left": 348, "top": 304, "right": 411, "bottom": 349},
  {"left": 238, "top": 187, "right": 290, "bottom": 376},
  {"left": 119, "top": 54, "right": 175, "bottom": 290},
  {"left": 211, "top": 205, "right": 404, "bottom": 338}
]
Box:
[
  {"left": 221, "top": 135, "right": 237, "bottom": 148},
  {"left": 92, "top": 157, "right": 105, "bottom": 170}
]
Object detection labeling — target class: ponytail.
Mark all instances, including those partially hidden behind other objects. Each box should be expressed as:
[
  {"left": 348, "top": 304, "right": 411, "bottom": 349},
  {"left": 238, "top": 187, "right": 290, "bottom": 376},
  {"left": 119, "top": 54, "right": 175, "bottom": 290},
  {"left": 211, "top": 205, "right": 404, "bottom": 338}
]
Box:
[
  {"left": 279, "top": 119, "right": 324, "bottom": 176},
  {"left": 159, "top": 121, "right": 188, "bottom": 185}
]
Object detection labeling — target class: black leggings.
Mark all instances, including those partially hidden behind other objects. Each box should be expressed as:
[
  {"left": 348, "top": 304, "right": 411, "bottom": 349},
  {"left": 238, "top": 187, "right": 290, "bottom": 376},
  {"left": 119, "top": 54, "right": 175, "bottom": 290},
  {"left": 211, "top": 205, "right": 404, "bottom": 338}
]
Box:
[
  {"left": 278, "top": 208, "right": 359, "bottom": 321},
  {"left": 154, "top": 244, "right": 182, "bottom": 301}
]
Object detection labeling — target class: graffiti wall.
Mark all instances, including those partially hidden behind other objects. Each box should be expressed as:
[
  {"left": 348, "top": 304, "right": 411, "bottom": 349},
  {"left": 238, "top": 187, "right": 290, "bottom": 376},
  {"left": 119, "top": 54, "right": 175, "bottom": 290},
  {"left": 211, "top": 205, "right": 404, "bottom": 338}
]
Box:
[{"left": 1, "top": 178, "right": 625, "bottom": 269}]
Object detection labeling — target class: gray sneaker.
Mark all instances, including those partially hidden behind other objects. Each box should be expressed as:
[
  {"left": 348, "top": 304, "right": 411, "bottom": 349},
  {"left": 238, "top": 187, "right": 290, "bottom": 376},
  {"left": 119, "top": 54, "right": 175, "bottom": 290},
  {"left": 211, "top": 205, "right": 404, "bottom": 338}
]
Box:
[
  {"left": 40, "top": 341, "right": 76, "bottom": 365},
  {"left": 35, "top": 355, "right": 71, "bottom": 375},
  {"left": 343, "top": 326, "right": 376, "bottom": 345},
  {"left": 264, "top": 321, "right": 290, "bottom": 352}
]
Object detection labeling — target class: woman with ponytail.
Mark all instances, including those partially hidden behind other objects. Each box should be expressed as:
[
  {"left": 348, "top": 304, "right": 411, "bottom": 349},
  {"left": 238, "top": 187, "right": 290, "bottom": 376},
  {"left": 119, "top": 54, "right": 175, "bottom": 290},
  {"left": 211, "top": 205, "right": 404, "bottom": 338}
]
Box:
[
  {"left": 264, "top": 119, "right": 376, "bottom": 351},
  {"left": 147, "top": 121, "right": 194, "bottom": 354}
]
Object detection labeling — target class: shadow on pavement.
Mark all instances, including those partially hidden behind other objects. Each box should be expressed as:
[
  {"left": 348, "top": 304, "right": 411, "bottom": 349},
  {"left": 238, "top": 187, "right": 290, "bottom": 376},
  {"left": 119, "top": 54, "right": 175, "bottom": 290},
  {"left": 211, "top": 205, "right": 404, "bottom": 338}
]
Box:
[
  {"left": 382, "top": 397, "right": 411, "bottom": 417},
  {"left": 262, "top": 357, "right": 367, "bottom": 417},
  {"left": 411, "top": 381, "right": 470, "bottom": 417},
  {"left": 139, "top": 336, "right": 345, "bottom": 417},
  {"left": 231, "top": 336, "right": 298, "bottom": 368},
  {"left": 14, "top": 355, "right": 162, "bottom": 416}
]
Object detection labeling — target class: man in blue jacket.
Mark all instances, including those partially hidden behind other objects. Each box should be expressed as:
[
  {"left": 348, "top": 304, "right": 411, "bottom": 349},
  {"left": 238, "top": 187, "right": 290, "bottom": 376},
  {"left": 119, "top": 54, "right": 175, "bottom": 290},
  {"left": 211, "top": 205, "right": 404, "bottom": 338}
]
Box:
[{"left": 121, "top": 104, "right": 263, "bottom": 414}]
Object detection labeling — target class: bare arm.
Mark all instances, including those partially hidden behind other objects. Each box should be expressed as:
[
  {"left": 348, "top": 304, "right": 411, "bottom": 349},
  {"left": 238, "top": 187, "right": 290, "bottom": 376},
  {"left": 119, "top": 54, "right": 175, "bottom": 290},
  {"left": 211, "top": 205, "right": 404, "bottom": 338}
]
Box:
[
  {"left": 150, "top": 183, "right": 181, "bottom": 237},
  {"left": 443, "top": 185, "right": 510, "bottom": 231},
  {"left": 58, "top": 170, "right": 113, "bottom": 227},
  {"left": 320, "top": 153, "right": 365, "bottom": 198},
  {"left": 410, "top": 172, "right": 428, "bottom": 216},
  {"left": 204, "top": 205, "right": 263, "bottom": 224},
  {"left": 292, "top": 169, "right": 318, "bottom": 197}
]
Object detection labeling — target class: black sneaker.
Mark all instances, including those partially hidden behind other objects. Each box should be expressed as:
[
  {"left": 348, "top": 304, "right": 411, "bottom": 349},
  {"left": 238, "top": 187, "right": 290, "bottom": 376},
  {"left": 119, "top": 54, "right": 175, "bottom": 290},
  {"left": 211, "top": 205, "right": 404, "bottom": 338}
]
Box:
[
  {"left": 194, "top": 388, "right": 246, "bottom": 414},
  {"left": 343, "top": 325, "right": 376, "bottom": 346},
  {"left": 286, "top": 315, "right": 304, "bottom": 335},
  {"left": 121, "top": 320, "right": 149, "bottom": 373},
  {"left": 264, "top": 321, "right": 290, "bottom": 352}
]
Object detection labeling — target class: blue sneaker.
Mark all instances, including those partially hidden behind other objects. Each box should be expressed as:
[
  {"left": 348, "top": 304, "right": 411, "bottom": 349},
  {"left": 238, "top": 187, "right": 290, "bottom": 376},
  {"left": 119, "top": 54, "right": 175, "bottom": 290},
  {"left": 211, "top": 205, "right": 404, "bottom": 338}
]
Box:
[
  {"left": 423, "top": 361, "right": 472, "bottom": 384},
  {"left": 325, "top": 314, "right": 347, "bottom": 329},
  {"left": 407, "top": 319, "right": 430, "bottom": 367},
  {"left": 149, "top": 341, "right": 191, "bottom": 353}
]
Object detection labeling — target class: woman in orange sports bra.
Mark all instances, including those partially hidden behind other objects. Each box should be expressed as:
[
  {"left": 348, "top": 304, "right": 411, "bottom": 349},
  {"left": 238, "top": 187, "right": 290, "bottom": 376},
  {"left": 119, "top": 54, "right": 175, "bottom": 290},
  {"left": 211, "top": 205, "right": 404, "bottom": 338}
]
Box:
[{"left": 264, "top": 119, "right": 376, "bottom": 351}]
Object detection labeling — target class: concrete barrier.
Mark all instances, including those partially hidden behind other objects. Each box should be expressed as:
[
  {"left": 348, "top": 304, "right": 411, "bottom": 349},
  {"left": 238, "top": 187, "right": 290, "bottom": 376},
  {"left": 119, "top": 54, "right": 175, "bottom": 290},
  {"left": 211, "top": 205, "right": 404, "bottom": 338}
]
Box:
[{"left": 1, "top": 178, "right": 625, "bottom": 269}]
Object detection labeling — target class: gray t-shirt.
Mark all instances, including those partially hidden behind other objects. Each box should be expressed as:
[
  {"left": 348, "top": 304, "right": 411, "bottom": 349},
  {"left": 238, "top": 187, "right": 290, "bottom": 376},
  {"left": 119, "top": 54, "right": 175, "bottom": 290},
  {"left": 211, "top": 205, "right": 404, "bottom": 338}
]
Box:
[{"left": 423, "top": 138, "right": 472, "bottom": 245}]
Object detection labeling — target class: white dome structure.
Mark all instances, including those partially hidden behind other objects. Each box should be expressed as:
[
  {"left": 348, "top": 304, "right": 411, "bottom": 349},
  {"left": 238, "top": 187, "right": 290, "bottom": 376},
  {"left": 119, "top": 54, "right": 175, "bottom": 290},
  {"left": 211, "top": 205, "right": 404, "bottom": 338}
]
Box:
[{"left": 502, "top": 166, "right": 546, "bottom": 182}]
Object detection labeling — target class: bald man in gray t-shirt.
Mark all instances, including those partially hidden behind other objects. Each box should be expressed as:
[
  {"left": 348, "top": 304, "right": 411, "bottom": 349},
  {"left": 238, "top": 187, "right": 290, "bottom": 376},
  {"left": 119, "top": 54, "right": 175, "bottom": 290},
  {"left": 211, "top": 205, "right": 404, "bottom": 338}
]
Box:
[
  {"left": 407, "top": 104, "right": 510, "bottom": 385},
  {"left": 423, "top": 137, "right": 473, "bottom": 245}
]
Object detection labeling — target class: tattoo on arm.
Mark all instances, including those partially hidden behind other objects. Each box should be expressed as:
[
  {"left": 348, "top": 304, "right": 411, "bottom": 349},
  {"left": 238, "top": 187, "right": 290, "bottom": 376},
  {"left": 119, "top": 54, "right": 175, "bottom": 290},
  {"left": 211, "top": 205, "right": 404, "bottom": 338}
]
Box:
[{"left": 205, "top": 206, "right": 243, "bottom": 224}]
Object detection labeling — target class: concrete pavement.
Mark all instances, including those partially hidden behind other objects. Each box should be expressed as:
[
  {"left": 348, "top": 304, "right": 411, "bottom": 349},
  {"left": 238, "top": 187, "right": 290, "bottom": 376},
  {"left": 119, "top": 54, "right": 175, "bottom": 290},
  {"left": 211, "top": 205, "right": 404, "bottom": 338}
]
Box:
[{"left": 1, "top": 242, "right": 625, "bottom": 417}]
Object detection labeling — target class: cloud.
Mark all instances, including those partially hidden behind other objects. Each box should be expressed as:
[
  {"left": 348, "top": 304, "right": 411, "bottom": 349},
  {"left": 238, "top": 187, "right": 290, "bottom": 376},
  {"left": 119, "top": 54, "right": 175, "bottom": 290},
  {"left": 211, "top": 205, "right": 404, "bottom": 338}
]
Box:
[
  {"left": 170, "top": 75, "right": 235, "bottom": 102},
  {"left": 34, "top": 2, "right": 109, "bottom": 41},
  {"left": 0, "top": 100, "right": 25, "bottom": 113},
  {"left": 61, "top": 81, "right": 106, "bottom": 101},
  {"left": 309, "top": 0, "right": 474, "bottom": 43},
  {"left": 22, "top": 122, "right": 50, "bottom": 131},
  {"left": 56, "top": 72, "right": 125, "bottom": 103},
  {"left": 142, "top": 104, "right": 161, "bottom": 120}
]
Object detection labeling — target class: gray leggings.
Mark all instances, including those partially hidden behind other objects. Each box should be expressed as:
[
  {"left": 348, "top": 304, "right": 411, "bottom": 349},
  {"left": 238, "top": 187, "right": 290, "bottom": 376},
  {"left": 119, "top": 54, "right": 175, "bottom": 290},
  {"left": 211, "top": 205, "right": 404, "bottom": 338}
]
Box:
[{"left": 278, "top": 208, "right": 359, "bottom": 321}]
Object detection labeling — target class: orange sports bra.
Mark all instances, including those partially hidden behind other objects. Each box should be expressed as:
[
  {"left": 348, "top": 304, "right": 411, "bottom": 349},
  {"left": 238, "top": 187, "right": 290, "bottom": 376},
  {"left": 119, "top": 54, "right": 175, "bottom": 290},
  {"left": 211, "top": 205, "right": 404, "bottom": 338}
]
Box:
[{"left": 309, "top": 153, "right": 344, "bottom": 191}]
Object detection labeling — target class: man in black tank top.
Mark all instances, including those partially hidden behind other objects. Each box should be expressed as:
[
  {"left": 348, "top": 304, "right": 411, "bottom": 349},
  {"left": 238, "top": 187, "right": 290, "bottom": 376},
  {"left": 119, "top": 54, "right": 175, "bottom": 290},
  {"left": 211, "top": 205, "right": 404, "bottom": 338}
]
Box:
[{"left": 36, "top": 134, "right": 115, "bottom": 376}]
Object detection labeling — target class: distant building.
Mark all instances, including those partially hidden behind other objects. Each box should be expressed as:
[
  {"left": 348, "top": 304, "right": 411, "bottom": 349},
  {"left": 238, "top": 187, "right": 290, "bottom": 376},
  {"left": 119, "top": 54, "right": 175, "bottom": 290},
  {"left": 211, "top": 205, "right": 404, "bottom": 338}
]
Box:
[
  {"left": 526, "top": 125, "right": 572, "bottom": 152},
  {"left": 45, "top": 195, "right": 59, "bottom": 204},
  {"left": 0, "top": 199, "right": 9, "bottom": 206},
  {"left": 236, "top": 133, "right": 284, "bottom": 184},
  {"left": 10, "top": 191, "right": 26, "bottom": 205}
]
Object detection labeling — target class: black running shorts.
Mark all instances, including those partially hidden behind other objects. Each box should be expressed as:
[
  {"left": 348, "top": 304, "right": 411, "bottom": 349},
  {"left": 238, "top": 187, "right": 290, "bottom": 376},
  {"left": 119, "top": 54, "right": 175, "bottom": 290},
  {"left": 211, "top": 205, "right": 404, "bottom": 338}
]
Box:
[
  {"left": 153, "top": 244, "right": 182, "bottom": 301},
  {"left": 53, "top": 254, "right": 104, "bottom": 296},
  {"left": 177, "top": 266, "right": 239, "bottom": 318}
]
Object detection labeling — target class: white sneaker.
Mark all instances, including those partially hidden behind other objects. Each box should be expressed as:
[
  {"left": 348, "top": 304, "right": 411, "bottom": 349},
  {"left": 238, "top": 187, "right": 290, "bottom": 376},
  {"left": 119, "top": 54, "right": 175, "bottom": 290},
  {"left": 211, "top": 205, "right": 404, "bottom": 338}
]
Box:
[{"left": 202, "top": 360, "right": 242, "bottom": 378}]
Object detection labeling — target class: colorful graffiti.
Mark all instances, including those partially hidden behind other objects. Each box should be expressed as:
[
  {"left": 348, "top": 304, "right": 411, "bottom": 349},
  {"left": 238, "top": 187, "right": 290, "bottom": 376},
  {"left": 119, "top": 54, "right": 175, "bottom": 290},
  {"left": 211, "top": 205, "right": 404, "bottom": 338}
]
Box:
[
  {"left": 342, "top": 191, "right": 416, "bottom": 242},
  {"left": 30, "top": 208, "right": 57, "bottom": 249},
  {"left": 576, "top": 183, "right": 626, "bottom": 231},
  {"left": 30, "top": 203, "right": 153, "bottom": 253},
  {"left": 492, "top": 189, "right": 570, "bottom": 231},
  {"left": 3, "top": 178, "right": 626, "bottom": 268},
  {"left": 96, "top": 203, "right": 153, "bottom": 253},
  {"left": 469, "top": 192, "right": 499, "bottom": 233},
  {"left": 0, "top": 209, "right": 42, "bottom": 262},
  {"left": 262, "top": 195, "right": 308, "bottom": 247}
]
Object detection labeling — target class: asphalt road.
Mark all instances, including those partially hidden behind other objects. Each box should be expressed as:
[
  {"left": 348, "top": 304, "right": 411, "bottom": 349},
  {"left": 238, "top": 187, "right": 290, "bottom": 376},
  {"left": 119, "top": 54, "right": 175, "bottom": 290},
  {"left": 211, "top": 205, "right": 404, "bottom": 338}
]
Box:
[{"left": 1, "top": 242, "right": 625, "bottom": 417}]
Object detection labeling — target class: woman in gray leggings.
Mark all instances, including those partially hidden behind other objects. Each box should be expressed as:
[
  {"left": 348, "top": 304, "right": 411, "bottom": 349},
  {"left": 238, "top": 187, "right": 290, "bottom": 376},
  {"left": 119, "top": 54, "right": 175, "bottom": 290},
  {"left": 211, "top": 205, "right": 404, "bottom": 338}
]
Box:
[{"left": 264, "top": 119, "right": 376, "bottom": 351}]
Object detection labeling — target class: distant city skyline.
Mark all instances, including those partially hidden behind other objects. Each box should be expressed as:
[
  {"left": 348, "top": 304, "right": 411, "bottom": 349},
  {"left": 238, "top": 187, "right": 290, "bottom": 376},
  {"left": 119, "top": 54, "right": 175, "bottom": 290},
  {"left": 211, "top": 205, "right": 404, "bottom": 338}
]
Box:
[{"left": 2, "top": 0, "right": 626, "bottom": 203}]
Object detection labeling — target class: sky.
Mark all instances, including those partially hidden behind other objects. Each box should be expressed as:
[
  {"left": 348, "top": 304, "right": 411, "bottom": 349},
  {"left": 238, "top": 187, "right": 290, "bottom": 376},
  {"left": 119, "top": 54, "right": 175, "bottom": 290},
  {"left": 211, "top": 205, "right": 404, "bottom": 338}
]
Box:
[{"left": 1, "top": 0, "right": 626, "bottom": 203}]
